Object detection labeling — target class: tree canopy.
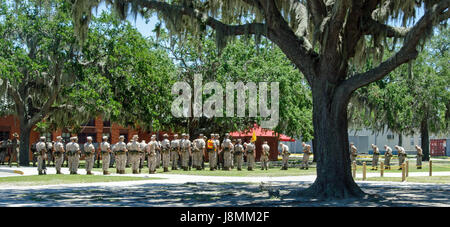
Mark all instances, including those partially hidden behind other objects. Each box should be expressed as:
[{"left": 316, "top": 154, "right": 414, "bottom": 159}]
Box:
[
  {"left": 350, "top": 28, "right": 450, "bottom": 159},
  {"left": 69, "top": 0, "right": 450, "bottom": 199},
  {"left": 157, "top": 30, "right": 313, "bottom": 139}
]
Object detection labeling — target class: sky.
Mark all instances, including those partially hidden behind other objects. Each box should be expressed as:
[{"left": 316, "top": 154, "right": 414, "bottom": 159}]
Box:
[
  {"left": 94, "top": 2, "right": 428, "bottom": 40},
  {"left": 95, "top": 1, "right": 159, "bottom": 38}
]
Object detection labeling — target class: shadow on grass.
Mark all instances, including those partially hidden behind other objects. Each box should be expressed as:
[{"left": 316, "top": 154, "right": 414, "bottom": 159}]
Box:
[{"left": 0, "top": 182, "right": 449, "bottom": 207}]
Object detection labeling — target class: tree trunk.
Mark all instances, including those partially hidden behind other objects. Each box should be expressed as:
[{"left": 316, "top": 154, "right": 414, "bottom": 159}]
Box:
[
  {"left": 398, "top": 133, "right": 403, "bottom": 146},
  {"left": 18, "top": 124, "right": 31, "bottom": 166},
  {"left": 301, "top": 81, "right": 365, "bottom": 199},
  {"left": 420, "top": 118, "right": 430, "bottom": 161},
  {"left": 312, "top": 138, "right": 317, "bottom": 162}
]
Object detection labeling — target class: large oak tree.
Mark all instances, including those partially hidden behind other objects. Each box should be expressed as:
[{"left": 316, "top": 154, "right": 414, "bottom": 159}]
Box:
[{"left": 71, "top": 0, "right": 450, "bottom": 198}]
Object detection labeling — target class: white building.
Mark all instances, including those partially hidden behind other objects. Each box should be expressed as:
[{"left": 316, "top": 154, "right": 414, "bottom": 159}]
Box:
[{"left": 280, "top": 127, "right": 449, "bottom": 156}]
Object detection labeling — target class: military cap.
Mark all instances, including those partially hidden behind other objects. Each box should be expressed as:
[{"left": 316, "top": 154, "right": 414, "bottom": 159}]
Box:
[
  {"left": 174, "top": 134, "right": 178, "bottom": 137},
  {"left": 163, "top": 134, "right": 168, "bottom": 137},
  {"left": 181, "top": 133, "right": 186, "bottom": 137},
  {"left": 56, "top": 136, "right": 62, "bottom": 140},
  {"left": 119, "top": 135, "right": 125, "bottom": 140},
  {"left": 225, "top": 133, "right": 229, "bottom": 137},
  {"left": 87, "top": 136, "right": 93, "bottom": 141},
  {"left": 40, "top": 136, "right": 46, "bottom": 141},
  {"left": 102, "top": 136, "right": 108, "bottom": 140},
  {"left": 199, "top": 133, "right": 204, "bottom": 137},
  {"left": 151, "top": 134, "right": 156, "bottom": 138}
]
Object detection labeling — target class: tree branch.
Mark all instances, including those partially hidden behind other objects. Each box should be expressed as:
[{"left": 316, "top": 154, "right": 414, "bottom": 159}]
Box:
[
  {"left": 6, "top": 81, "right": 25, "bottom": 118},
  {"left": 128, "top": 0, "right": 318, "bottom": 82},
  {"left": 307, "top": 0, "right": 327, "bottom": 27},
  {"left": 130, "top": 0, "right": 267, "bottom": 37},
  {"left": 258, "top": 0, "right": 318, "bottom": 82},
  {"left": 364, "top": 19, "right": 411, "bottom": 38},
  {"left": 339, "top": 0, "right": 450, "bottom": 95}
]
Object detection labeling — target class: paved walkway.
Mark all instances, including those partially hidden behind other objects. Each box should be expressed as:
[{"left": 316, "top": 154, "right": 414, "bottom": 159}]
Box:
[{"left": 0, "top": 166, "right": 449, "bottom": 206}]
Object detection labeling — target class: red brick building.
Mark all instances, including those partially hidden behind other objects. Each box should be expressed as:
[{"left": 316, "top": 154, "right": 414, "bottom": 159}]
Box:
[
  {"left": 0, "top": 115, "right": 158, "bottom": 160},
  {"left": 230, "top": 124, "right": 295, "bottom": 161}
]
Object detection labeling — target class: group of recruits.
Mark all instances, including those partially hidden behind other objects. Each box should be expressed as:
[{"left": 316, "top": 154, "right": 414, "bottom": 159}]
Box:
[
  {"left": 0, "top": 133, "right": 20, "bottom": 167},
  {"left": 34, "top": 132, "right": 314, "bottom": 175},
  {"left": 350, "top": 143, "right": 424, "bottom": 170}
]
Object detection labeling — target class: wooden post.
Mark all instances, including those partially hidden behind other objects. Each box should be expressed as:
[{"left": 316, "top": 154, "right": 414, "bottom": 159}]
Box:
[
  {"left": 429, "top": 160, "right": 432, "bottom": 176},
  {"left": 352, "top": 161, "right": 356, "bottom": 178},
  {"left": 362, "top": 162, "right": 366, "bottom": 181},
  {"left": 401, "top": 163, "right": 406, "bottom": 182},
  {"left": 406, "top": 160, "right": 409, "bottom": 177},
  {"left": 380, "top": 162, "right": 384, "bottom": 177}
]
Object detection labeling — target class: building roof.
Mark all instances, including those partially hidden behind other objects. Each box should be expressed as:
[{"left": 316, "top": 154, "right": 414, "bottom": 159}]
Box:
[{"left": 229, "top": 124, "right": 295, "bottom": 142}]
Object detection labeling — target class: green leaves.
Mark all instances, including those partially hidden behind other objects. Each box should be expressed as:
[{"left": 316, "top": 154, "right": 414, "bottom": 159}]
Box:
[{"left": 350, "top": 28, "right": 450, "bottom": 136}]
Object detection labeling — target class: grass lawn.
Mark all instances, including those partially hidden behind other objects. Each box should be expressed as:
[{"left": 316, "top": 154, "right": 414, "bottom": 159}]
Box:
[
  {"left": 355, "top": 160, "right": 450, "bottom": 174},
  {"left": 0, "top": 175, "right": 161, "bottom": 187},
  {"left": 76, "top": 157, "right": 449, "bottom": 177},
  {"left": 356, "top": 176, "right": 450, "bottom": 184},
  {"left": 92, "top": 165, "right": 317, "bottom": 177}
]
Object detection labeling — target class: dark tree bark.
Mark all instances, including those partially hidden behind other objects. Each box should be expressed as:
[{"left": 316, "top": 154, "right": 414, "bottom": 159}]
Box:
[
  {"left": 300, "top": 78, "right": 365, "bottom": 198},
  {"left": 420, "top": 118, "right": 430, "bottom": 161},
  {"left": 312, "top": 138, "right": 317, "bottom": 162},
  {"left": 398, "top": 133, "right": 403, "bottom": 147},
  {"left": 18, "top": 123, "right": 31, "bottom": 166}
]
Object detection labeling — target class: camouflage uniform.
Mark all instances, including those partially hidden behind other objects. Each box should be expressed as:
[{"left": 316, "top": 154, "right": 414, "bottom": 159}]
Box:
[
  {"left": 415, "top": 145, "right": 423, "bottom": 169},
  {"left": 156, "top": 140, "right": 162, "bottom": 169},
  {"left": 36, "top": 137, "right": 47, "bottom": 175},
  {"left": 147, "top": 137, "right": 159, "bottom": 174},
  {"left": 192, "top": 136, "right": 205, "bottom": 170},
  {"left": 170, "top": 135, "right": 180, "bottom": 170},
  {"left": 384, "top": 146, "right": 393, "bottom": 169},
  {"left": 180, "top": 135, "right": 191, "bottom": 171},
  {"left": 46, "top": 141, "right": 53, "bottom": 167},
  {"left": 9, "top": 135, "right": 20, "bottom": 167},
  {"left": 127, "top": 135, "right": 142, "bottom": 174},
  {"left": 280, "top": 143, "right": 290, "bottom": 170},
  {"left": 83, "top": 137, "right": 95, "bottom": 175},
  {"left": 245, "top": 142, "right": 256, "bottom": 170},
  {"left": 396, "top": 146, "right": 406, "bottom": 170},
  {"left": 350, "top": 144, "right": 358, "bottom": 163},
  {"left": 215, "top": 134, "right": 223, "bottom": 169},
  {"left": 160, "top": 135, "right": 171, "bottom": 172},
  {"left": 260, "top": 142, "right": 270, "bottom": 170},
  {"left": 207, "top": 135, "right": 217, "bottom": 170},
  {"left": 221, "top": 135, "right": 233, "bottom": 170},
  {"left": 371, "top": 144, "right": 380, "bottom": 170},
  {"left": 66, "top": 137, "right": 80, "bottom": 174},
  {"left": 234, "top": 141, "right": 244, "bottom": 170},
  {"left": 300, "top": 143, "right": 311, "bottom": 169},
  {"left": 100, "top": 137, "right": 111, "bottom": 175},
  {"left": 139, "top": 140, "right": 147, "bottom": 173},
  {"left": 54, "top": 137, "right": 65, "bottom": 174},
  {"left": 0, "top": 140, "right": 8, "bottom": 165},
  {"left": 113, "top": 136, "right": 128, "bottom": 174}
]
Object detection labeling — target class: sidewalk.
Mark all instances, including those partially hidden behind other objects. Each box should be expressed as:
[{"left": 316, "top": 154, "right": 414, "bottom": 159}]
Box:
[{"left": 1, "top": 166, "right": 449, "bottom": 190}]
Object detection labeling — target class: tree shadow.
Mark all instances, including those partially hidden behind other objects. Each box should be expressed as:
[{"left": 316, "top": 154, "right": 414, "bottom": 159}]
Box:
[{"left": 0, "top": 181, "right": 448, "bottom": 207}]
